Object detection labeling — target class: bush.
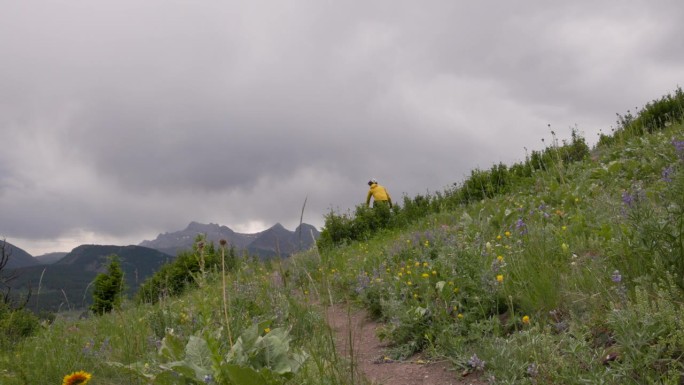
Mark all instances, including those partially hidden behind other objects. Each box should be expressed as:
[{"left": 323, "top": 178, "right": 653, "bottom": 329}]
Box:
[
  {"left": 136, "top": 236, "right": 238, "bottom": 304},
  {"left": 0, "top": 302, "right": 40, "bottom": 349}
]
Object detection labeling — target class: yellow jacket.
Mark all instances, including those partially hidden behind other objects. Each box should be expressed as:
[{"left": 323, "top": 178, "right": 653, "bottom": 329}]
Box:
[{"left": 366, "top": 183, "right": 392, "bottom": 207}]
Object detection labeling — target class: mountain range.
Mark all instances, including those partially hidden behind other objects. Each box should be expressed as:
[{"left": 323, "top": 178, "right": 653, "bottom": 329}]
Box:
[
  {"left": 2, "top": 222, "right": 320, "bottom": 312},
  {"left": 139, "top": 221, "right": 320, "bottom": 258},
  {"left": 7, "top": 244, "right": 173, "bottom": 312}
]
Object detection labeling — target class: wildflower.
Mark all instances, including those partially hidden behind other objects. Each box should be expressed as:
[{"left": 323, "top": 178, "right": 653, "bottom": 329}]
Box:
[
  {"left": 561, "top": 243, "right": 569, "bottom": 252},
  {"left": 62, "top": 371, "right": 92, "bottom": 385},
  {"left": 423, "top": 262, "right": 428, "bottom": 267},
  {"left": 497, "top": 255, "right": 504, "bottom": 262},
  {"left": 621, "top": 191, "right": 634, "bottom": 207},
  {"left": 204, "top": 374, "right": 215, "bottom": 384},
  {"left": 662, "top": 166, "right": 674, "bottom": 183},
  {"left": 424, "top": 240, "right": 430, "bottom": 247},
  {"left": 457, "top": 313, "right": 464, "bottom": 319},
  {"left": 264, "top": 328, "right": 271, "bottom": 334},
  {"left": 468, "top": 354, "right": 485, "bottom": 371},
  {"left": 673, "top": 139, "right": 684, "bottom": 159},
  {"left": 407, "top": 281, "right": 413, "bottom": 286},
  {"left": 504, "top": 231, "right": 511, "bottom": 237},
  {"left": 561, "top": 225, "right": 567, "bottom": 231},
  {"left": 413, "top": 293, "right": 419, "bottom": 298},
  {"left": 421, "top": 273, "right": 430, "bottom": 278},
  {"left": 496, "top": 274, "right": 504, "bottom": 283},
  {"left": 611, "top": 270, "right": 622, "bottom": 283},
  {"left": 432, "top": 270, "right": 437, "bottom": 276},
  {"left": 453, "top": 287, "right": 460, "bottom": 294},
  {"left": 526, "top": 362, "right": 538, "bottom": 378},
  {"left": 496, "top": 235, "right": 502, "bottom": 240},
  {"left": 485, "top": 241, "right": 492, "bottom": 251},
  {"left": 522, "top": 315, "right": 530, "bottom": 324},
  {"left": 515, "top": 218, "right": 527, "bottom": 234}
]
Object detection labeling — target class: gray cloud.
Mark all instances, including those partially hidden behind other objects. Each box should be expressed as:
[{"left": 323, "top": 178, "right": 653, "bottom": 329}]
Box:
[{"left": 1, "top": 0, "right": 683, "bottom": 254}]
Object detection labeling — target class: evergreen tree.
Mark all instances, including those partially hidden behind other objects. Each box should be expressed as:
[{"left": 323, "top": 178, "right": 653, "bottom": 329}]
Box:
[{"left": 90, "top": 255, "right": 125, "bottom": 315}]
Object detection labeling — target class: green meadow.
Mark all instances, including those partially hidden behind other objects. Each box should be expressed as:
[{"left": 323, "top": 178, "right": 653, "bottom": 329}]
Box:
[{"left": 2, "top": 87, "right": 684, "bottom": 384}]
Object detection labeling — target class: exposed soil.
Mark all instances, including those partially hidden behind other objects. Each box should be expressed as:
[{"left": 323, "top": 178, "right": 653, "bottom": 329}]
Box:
[{"left": 325, "top": 304, "right": 487, "bottom": 385}]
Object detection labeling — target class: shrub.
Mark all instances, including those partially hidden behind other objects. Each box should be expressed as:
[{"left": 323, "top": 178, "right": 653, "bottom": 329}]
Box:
[
  {"left": 0, "top": 302, "right": 40, "bottom": 349},
  {"left": 136, "top": 236, "right": 238, "bottom": 304}
]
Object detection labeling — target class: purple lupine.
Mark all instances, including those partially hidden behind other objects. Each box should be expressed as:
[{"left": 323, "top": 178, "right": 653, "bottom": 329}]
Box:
[
  {"left": 468, "top": 354, "right": 486, "bottom": 371},
  {"left": 515, "top": 218, "right": 528, "bottom": 234},
  {"left": 621, "top": 191, "right": 634, "bottom": 207},
  {"left": 611, "top": 270, "right": 622, "bottom": 283},
  {"left": 673, "top": 139, "right": 684, "bottom": 159},
  {"left": 662, "top": 166, "right": 674, "bottom": 183}
]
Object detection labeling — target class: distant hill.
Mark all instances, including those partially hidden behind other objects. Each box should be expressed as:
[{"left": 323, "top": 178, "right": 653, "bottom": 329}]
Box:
[
  {"left": 140, "top": 221, "right": 320, "bottom": 258},
  {"left": 1, "top": 240, "right": 40, "bottom": 269},
  {"left": 8, "top": 244, "right": 173, "bottom": 312},
  {"left": 34, "top": 252, "right": 68, "bottom": 265}
]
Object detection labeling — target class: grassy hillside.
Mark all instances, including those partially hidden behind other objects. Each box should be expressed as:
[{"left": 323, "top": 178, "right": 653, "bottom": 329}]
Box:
[{"left": 1, "top": 88, "right": 684, "bottom": 384}]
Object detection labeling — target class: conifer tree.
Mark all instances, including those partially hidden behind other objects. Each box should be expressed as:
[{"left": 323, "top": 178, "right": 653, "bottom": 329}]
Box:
[{"left": 90, "top": 255, "right": 125, "bottom": 315}]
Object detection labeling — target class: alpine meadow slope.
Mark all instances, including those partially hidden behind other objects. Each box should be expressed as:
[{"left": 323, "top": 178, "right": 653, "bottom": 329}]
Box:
[{"left": 1, "top": 87, "right": 684, "bottom": 384}]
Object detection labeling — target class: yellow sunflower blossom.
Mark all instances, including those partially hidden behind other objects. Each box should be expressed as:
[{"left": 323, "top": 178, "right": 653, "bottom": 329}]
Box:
[{"left": 62, "top": 371, "right": 92, "bottom": 385}]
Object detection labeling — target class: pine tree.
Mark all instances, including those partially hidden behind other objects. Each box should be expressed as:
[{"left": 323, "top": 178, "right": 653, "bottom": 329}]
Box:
[{"left": 90, "top": 255, "right": 125, "bottom": 315}]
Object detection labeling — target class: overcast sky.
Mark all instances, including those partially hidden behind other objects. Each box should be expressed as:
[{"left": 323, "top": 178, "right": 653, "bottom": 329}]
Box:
[{"left": 1, "top": 1, "right": 683, "bottom": 256}]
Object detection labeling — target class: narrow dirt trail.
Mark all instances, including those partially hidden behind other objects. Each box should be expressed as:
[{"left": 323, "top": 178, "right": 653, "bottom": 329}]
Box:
[{"left": 325, "top": 304, "right": 486, "bottom": 385}]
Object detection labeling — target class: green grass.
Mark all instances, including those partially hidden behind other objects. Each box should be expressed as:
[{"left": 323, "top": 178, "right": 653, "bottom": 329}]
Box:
[{"left": 2, "top": 88, "right": 684, "bottom": 384}]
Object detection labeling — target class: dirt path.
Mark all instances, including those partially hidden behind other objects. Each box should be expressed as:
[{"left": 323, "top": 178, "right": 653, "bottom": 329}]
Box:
[{"left": 325, "top": 304, "right": 486, "bottom": 385}]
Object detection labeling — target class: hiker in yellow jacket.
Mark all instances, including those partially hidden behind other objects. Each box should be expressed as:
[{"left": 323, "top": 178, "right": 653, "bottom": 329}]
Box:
[{"left": 366, "top": 178, "right": 393, "bottom": 208}]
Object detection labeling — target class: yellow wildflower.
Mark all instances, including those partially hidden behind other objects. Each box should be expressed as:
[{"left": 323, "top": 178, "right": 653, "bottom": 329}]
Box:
[
  {"left": 264, "top": 327, "right": 271, "bottom": 334},
  {"left": 522, "top": 315, "right": 530, "bottom": 324},
  {"left": 421, "top": 273, "right": 430, "bottom": 278},
  {"left": 496, "top": 274, "right": 504, "bottom": 283},
  {"left": 62, "top": 371, "right": 92, "bottom": 385}
]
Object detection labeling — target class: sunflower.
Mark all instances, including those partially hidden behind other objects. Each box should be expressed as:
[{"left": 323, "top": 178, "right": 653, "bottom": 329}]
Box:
[{"left": 62, "top": 371, "right": 92, "bottom": 385}]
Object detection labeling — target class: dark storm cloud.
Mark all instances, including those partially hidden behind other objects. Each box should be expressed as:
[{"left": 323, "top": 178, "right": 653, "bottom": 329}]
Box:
[{"left": 1, "top": 0, "right": 683, "bottom": 254}]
